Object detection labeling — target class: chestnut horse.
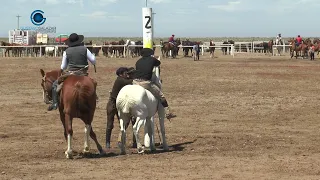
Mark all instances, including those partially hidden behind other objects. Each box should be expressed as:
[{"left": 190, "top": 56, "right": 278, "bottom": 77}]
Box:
[
  {"left": 40, "top": 69, "right": 105, "bottom": 159},
  {"left": 289, "top": 39, "right": 308, "bottom": 59},
  {"left": 160, "top": 39, "right": 181, "bottom": 58},
  {"left": 1, "top": 41, "right": 23, "bottom": 57}
]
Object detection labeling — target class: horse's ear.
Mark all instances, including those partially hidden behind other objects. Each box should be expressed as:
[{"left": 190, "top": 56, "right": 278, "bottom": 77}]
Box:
[{"left": 40, "top": 69, "right": 45, "bottom": 77}]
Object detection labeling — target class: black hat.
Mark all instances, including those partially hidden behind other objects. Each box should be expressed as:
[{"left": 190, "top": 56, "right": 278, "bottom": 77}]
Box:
[
  {"left": 116, "top": 67, "right": 128, "bottom": 76},
  {"left": 141, "top": 48, "right": 154, "bottom": 57},
  {"left": 65, "top": 33, "right": 84, "bottom": 47}
]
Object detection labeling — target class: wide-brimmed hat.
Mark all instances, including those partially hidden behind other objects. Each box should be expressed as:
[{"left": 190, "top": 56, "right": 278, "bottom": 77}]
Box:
[
  {"left": 65, "top": 33, "right": 84, "bottom": 47},
  {"left": 116, "top": 67, "right": 128, "bottom": 76},
  {"left": 141, "top": 48, "right": 154, "bottom": 57}
]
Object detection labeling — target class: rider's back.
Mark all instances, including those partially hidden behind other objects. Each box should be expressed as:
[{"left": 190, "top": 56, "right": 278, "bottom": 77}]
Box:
[
  {"left": 134, "top": 57, "right": 160, "bottom": 80},
  {"left": 65, "top": 46, "right": 88, "bottom": 71}
]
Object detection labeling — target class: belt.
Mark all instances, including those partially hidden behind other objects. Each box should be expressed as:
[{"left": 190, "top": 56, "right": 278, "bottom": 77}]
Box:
[{"left": 134, "top": 78, "right": 149, "bottom": 81}]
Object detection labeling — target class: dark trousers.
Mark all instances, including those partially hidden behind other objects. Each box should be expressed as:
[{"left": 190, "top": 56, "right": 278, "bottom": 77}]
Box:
[
  {"left": 105, "top": 99, "right": 136, "bottom": 147},
  {"left": 310, "top": 52, "right": 315, "bottom": 60}
]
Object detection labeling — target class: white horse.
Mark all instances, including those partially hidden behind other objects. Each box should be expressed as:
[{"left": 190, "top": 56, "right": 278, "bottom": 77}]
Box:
[
  {"left": 116, "top": 63, "right": 169, "bottom": 154},
  {"left": 125, "top": 39, "right": 138, "bottom": 58},
  {"left": 45, "top": 46, "right": 58, "bottom": 57}
]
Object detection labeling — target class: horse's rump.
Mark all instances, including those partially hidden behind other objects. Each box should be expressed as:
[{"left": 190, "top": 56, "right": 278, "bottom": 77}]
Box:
[
  {"left": 61, "top": 75, "right": 96, "bottom": 115},
  {"left": 116, "top": 85, "right": 157, "bottom": 116}
]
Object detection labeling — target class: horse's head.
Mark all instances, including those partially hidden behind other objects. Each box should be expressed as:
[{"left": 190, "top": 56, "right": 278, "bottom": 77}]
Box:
[
  {"left": 176, "top": 38, "right": 181, "bottom": 45},
  {"left": 152, "top": 57, "right": 161, "bottom": 88},
  {"left": 40, "top": 69, "right": 60, "bottom": 104}
]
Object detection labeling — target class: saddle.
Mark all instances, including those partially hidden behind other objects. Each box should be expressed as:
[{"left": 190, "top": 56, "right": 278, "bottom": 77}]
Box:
[
  {"left": 169, "top": 42, "right": 176, "bottom": 46},
  {"left": 56, "top": 69, "right": 90, "bottom": 92}
]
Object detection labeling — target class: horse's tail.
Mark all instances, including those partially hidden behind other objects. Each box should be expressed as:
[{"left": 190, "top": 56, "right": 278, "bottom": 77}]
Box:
[
  {"left": 72, "top": 81, "right": 90, "bottom": 112},
  {"left": 116, "top": 88, "right": 136, "bottom": 114},
  {"left": 117, "top": 96, "right": 131, "bottom": 113}
]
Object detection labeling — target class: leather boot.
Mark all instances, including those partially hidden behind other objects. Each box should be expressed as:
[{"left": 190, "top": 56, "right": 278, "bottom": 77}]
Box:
[
  {"left": 48, "top": 82, "right": 58, "bottom": 111},
  {"left": 160, "top": 98, "right": 176, "bottom": 120}
]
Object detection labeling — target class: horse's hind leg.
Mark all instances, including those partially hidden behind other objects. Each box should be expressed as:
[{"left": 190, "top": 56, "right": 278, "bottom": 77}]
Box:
[
  {"left": 64, "top": 114, "right": 73, "bottom": 159},
  {"left": 158, "top": 106, "right": 169, "bottom": 151},
  {"left": 83, "top": 124, "right": 91, "bottom": 154},
  {"left": 89, "top": 126, "right": 105, "bottom": 155},
  {"left": 132, "top": 116, "right": 146, "bottom": 154},
  {"left": 118, "top": 115, "right": 128, "bottom": 155},
  {"left": 144, "top": 117, "right": 156, "bottom": 152}
]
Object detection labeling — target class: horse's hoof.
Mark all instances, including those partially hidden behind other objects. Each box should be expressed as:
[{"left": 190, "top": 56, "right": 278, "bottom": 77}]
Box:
[
  {"left": 137, "top": 147, "right": 144, "bottom": 154},
  {"left": 163, "top": 145, "right": 169, "bottom": 151},
  {"left": 99, "top": 149, "right": 106, "bottom": 156},
  {"left": 83, "top": 149, "right": 90, "bottom": 155},
  {"left": 65, "top": 151, "right": 73, "bottom": 159},
  {"left": 150, "top": 147, "right": 156, "bottom": 152}
]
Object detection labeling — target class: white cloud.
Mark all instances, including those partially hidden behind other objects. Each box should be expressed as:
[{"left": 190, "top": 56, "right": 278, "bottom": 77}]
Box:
[
  {"left": 93, "top": 0, "right": 119, "bottom": 6},
  {"left": 208, "top": 1, "right": 241, "bottom": 12},
  {"left": 174, "top": 9, "right": 198, "bottom": 15},
  {"left": 149, "top": 0, "right": 171, "bottom": 4},
  {"left": 273, "top": 0, "right": 320, "bottom": 13},
  {"left": 67, "top": 0, "right": 84, "bottom": 7},
  {"left": 81, "top": 11, "right": 107, "bottom": 18},
  {"left": 45, "top": 0, "right": 60, "bottom": 4},
  {"left": 80, "top": 11, "right": 129, "bottom": 20}
]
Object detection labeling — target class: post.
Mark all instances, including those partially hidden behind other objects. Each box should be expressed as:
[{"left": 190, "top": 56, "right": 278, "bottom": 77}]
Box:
[
  {"left": 201, "top": 45, "right": 204, "bottom": 55},
  {"left": 142, "top": 7, "right": 153, "bottom": 49},
  {"left": 231, "top": 44, "right": 235, "bottom": 58},
  {"left": 16, "top": 15, "right": 21, "bottom": 30}
]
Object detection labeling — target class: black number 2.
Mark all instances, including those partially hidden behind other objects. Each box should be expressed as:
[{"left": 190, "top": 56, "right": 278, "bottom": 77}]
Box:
[{"left": 145, "top": 16, "right": 151, "bottom": 29}]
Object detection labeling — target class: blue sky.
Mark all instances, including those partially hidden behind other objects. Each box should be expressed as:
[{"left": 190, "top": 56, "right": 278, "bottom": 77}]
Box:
[{"left": 1, "top": 0, "right": 319, "bottom": 37}]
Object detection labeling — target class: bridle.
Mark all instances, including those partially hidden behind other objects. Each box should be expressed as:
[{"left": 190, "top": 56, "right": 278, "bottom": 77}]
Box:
[{"left": 42, "top": 75, "right": 54, "bottom": 100}]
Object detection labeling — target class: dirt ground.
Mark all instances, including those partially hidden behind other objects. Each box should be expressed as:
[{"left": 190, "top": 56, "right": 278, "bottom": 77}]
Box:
[{"left": 1, "top": 51, "right": 320, "bottom": 180}]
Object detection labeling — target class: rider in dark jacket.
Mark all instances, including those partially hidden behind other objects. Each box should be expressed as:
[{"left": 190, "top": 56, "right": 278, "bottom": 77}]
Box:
[
  {"left": 105, "top": 67, "right": 135, "bottom": 148},
  {"left": 132, "top": 48, "right": 176, "bottom": 119}
]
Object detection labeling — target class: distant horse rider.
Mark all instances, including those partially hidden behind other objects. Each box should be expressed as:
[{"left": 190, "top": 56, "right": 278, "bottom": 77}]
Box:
[
  {"left": 276, "top": 33, "right": 282, "bottom": 45},
  {"left": 169, "top": 34, "right": 175, "bottom": 45},
  {"left": 106, "top": 67, "right": 136, "bottom": 148},
  {"left": 296, "top": 35, "right": 302, "bottom": 46},
  {"left": 47, "top": 33, "right": 97, "bottom": 111},
  {"left": 132, "top": 48, "right": 176, "bottom": 119}
]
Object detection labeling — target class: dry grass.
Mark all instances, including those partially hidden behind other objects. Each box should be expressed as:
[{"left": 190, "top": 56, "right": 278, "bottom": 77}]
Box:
[{"left": 1, "top": 54, "right": 320, "bottom": 179}]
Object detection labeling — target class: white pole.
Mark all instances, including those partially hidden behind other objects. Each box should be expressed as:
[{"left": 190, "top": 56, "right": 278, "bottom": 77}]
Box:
[
  {"left": 142, "top": 7, "right": 153, "bottom": 49},
  {"left": 201, "top": 45, "right": 204, "bottom": 55},
  {"left": 231, "top": 44, "right": 234, "bottom": 58}
]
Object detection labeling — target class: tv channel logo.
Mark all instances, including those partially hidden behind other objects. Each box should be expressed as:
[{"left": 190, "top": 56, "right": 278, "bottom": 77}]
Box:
[{"left": 30, "top": 10, "right": 46, "bottom": 26}]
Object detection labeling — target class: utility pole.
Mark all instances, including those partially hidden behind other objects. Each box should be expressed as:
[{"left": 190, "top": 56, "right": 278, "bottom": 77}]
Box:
[
  {"left": 145, "top": 0, "right": 147, "bottom": 7},
  {"left": 16, "top": 15, "right": 21, "bottom": 30}
]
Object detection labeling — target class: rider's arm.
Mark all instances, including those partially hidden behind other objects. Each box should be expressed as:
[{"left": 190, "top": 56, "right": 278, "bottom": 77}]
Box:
[
  {"left": 86, "top": 49, "right": 96, "bottom": 65},
  {"left": 61, "top": 51, "right": 67, "bottom": 70},
  {"left": 153, "top": 58, "right": 161, "bottom": 66}
]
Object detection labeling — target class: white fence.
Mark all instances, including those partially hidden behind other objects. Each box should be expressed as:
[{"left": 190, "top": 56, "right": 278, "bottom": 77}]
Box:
[
  {"left": 272, "top": 44, "right": 292, "bottom": 56},
  {"left": 0, "top": 44, "right": 236, "bottom": 58}
]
